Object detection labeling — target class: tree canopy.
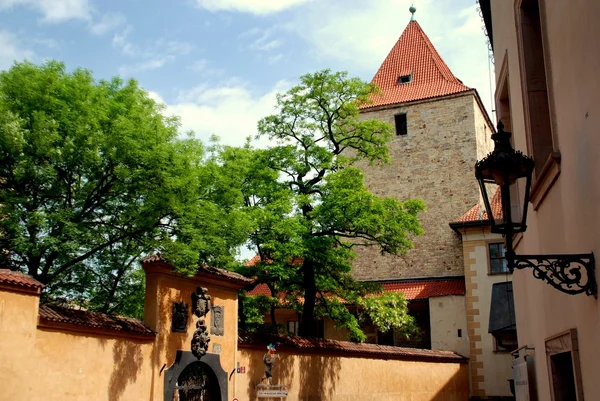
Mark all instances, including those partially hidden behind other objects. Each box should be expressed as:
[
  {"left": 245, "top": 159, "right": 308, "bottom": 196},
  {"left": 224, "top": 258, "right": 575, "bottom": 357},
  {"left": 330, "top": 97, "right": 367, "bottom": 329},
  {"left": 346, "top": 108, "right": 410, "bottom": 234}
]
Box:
[
  {"left": 0, "top": 61, "right": 246, "bottom": 313},
  {"left": 226, "top": 70, "right": 425, "bottom": 340}
]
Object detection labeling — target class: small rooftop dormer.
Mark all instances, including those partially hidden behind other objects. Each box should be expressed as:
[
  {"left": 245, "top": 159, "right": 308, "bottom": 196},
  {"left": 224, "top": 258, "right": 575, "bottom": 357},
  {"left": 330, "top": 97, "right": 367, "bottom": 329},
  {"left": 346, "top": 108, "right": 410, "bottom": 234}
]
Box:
[{"left": 363, "top": 6, "right": 471, "bottom": 110}]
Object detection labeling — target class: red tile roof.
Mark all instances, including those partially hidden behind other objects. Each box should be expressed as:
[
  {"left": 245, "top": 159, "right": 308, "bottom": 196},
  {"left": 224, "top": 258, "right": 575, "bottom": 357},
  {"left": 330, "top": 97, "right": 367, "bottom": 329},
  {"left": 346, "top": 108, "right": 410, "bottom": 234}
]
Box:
[
  {"left": 362, "top": 20, "right": 471, "bottom": 109},
  {"left": 247, "top": 283, "right": 271, "bottom": 296},
  {"left": 142, "top": 254, "right": 253, "bottom": 285},
  {"left": 0, "top": 269, "right": 44, "bottom": 291},
  {"left": 39, "top": 304, "right": 155, "bottom": 336},
  {"left": 239, "top": 332, "right": 466, "bottom": 362},
  {"left": 245, "top": 255, "right": 303, "bottom": 267},
  {"left": 247, "top": 278, "right": 465, "bottom": 300},
  {"left": 379, "top": 278, "right": 465, "bottom": 300},
  {"left": 454, "top": 188, "right": 502, "bottom": 223}
]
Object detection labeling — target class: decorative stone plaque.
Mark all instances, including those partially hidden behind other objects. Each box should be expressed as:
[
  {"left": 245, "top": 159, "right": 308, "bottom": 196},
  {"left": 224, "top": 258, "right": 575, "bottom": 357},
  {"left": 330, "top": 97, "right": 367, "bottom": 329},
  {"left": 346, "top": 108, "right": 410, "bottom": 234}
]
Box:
[
  {"left": 192, "top": 287, "right": 211, "bottom": 318},
  {"left": 171, "top": 302, "right": 188, "bottom": 333},
  {"left": 211, "top": 305, "right": 224, "bottom": 336}
]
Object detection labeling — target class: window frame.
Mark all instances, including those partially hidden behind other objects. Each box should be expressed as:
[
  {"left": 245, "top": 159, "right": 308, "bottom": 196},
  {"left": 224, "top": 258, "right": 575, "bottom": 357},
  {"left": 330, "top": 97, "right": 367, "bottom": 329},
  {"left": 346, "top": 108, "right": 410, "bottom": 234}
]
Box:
[
  {"left": 394, "top": 113, "right": 408, "bottom": 136},
  {"left": 514, "top": 0, "right": 561, "bottom": 210},
  {"left": 545, "top": 329, "right": 585, "bottom": 401},
  {"left": 488, "top": 242, "right": 510, "bottom": 275}
]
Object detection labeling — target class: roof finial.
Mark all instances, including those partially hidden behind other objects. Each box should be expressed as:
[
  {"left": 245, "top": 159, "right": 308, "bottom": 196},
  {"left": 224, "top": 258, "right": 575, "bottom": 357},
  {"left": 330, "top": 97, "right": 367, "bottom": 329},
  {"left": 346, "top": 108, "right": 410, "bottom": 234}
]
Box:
[{"left": 409, "top": 4, "right": 416, "bottom": 21}]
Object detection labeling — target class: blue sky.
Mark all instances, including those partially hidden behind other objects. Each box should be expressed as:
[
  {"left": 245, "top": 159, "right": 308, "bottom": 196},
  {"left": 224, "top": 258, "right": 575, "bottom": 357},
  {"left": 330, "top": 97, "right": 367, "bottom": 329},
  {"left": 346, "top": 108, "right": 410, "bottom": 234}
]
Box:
[{"left": 0, "top": 0, "right": 495, "bottom": 147}]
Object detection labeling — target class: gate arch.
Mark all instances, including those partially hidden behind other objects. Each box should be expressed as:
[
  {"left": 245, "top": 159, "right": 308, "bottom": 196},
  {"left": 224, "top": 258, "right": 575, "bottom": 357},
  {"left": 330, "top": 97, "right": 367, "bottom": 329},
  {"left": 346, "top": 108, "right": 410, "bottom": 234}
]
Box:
[{"left": 164, "top": 351, "right": 228, "bottom": 401}]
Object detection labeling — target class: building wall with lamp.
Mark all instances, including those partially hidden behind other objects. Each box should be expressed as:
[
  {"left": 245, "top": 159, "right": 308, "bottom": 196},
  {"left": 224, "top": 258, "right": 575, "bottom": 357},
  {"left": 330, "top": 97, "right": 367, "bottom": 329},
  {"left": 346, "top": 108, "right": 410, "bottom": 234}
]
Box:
[{"left": 480, "top": 0, "right": 600, "bottom": 399}]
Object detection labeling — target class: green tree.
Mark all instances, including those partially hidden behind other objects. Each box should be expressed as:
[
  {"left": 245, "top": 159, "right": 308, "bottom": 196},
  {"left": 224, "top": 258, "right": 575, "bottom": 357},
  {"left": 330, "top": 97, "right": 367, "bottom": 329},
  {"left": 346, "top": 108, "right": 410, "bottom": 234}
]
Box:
[
  {"left": 0, "top": 61, "right": 246, "bottom": 312},
  {"left": 232, "top": 70, "right": 425, "bottom": 339}
]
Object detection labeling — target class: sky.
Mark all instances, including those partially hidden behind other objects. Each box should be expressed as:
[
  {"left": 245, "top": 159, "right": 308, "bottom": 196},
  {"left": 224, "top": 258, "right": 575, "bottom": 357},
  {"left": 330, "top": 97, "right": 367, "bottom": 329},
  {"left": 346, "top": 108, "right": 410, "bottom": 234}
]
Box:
[{"left": 0, "top": 0, "right": 495, "bottom": 147}]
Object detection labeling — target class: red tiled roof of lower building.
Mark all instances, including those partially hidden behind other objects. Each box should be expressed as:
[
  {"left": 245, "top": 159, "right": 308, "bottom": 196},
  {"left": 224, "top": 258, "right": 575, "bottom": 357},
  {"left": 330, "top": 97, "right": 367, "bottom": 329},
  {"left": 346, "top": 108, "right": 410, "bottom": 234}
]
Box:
[
  {"left": 361, "top": 20, "right": 471, "bottom": 109},
  {"left": 247, "top": 278, "right": 465, "bottom": 300},
  {"left": 0, "top": 269, "right": 44, "bottom": 290},
  {"left": 379, "top": 277, "right": 465, "bottom": 299},
  {"left": 454, "top": 188, "right": 502, "bottom": 223},
  {"left": 142, "top": 254, "right": 253, "bottom": 285},
  {"left": 247, "top": 282, "right": 271, "bottom": 296},
  {"left": 39, "top": 304, "right": 155, "bottom": 336},
  {"left": 239, "top": 331, "right": 466, "bottom": 362}
]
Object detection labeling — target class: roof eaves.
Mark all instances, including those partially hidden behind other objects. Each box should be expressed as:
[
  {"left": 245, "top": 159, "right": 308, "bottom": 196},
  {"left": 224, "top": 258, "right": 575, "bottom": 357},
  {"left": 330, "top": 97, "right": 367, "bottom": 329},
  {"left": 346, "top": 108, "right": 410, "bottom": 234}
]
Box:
[{"left": 449, "top": 219, "right": 491, "bottom": 235}]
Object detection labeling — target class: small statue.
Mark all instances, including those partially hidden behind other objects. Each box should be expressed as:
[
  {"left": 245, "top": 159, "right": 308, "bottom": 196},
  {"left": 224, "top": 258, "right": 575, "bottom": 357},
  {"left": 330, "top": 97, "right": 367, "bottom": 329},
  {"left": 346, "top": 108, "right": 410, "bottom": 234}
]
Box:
[
  {"left": 191, "top": 319, "right": 210, "bottom": 359},
  {"left": 261, "top": 344, "right": 277, "bottom": 385}
]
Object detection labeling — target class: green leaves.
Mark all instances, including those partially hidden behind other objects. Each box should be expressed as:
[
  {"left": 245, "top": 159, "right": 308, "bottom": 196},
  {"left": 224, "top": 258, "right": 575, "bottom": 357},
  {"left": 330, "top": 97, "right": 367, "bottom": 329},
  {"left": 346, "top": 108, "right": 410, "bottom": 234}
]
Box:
[
  {"left": 358, "top": 292, "right": 420, "bottom": 338},
  {"left": 239, "top": 70, "right": 425, "bottom": 340},
  {"left": 0, "top": 61, "right": 248, "bottom": 314}
]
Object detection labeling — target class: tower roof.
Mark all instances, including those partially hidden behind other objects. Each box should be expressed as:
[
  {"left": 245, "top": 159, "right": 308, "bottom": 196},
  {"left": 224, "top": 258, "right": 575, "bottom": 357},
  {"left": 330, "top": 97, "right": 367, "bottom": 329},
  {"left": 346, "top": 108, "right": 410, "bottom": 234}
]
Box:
[{"left": 363, "top": 20, "right": 471, "bottom": 109}]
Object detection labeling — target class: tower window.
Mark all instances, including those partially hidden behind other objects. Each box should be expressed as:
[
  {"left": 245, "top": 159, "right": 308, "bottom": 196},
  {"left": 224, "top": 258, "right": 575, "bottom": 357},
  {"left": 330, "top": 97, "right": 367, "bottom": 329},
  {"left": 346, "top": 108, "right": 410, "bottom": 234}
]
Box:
[
  {"left": 397, "top": 74, "right": 412, "bottom": 84},
  {"left": 394, "top": 113, "right": 407, "bottom": 136}
]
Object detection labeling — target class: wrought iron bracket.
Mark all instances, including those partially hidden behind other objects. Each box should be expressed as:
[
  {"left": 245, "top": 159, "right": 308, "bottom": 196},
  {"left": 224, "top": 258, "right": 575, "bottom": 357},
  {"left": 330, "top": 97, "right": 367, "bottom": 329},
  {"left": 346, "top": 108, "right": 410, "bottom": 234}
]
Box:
[{"left": 510, "top": 253, "right": 597, "bottom": 297}]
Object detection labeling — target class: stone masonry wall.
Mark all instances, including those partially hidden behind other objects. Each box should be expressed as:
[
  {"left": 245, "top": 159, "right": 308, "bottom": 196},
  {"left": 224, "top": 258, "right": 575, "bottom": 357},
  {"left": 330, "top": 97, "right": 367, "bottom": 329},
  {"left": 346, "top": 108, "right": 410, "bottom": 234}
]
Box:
[{"left": 352, "top": 93, "right": 493, "bottom": 280}]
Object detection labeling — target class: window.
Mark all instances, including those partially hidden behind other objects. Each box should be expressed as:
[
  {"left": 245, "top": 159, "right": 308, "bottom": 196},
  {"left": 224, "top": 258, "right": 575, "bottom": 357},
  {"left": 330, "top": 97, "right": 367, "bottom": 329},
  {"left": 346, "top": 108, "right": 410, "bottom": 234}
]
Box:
[
  {"left": 287, "top": 321, "right": 298, "bottom": 336},
  {"left": 545, "top": 329, "right": 584, "bottom": 401},
  {"left": 397, "top": 74, "right": 412, "bottom": 84},
  {"left": 516, "top": 0, "right": 556, "bottom": 179},
  {"left": 494, "top": 333, "right": 518, "bottom": 353},
  {"left": 394, "top": 113, "right": 407, "bottom": 136},
  {"left": 489, "top": 243, "right": 509, "bottom": 274}
]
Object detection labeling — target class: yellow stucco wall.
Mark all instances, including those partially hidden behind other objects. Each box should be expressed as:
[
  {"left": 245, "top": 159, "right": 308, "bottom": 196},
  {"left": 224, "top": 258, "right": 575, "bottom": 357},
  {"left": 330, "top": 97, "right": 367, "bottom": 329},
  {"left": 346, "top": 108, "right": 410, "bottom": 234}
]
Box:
[
  {"left": 0, "top": 263, "right": 243, "bottom": 401},
  {"left": 1, "top": 265, "right": 469, "bottom": 401},
  {"left": 144, "top": 263, "right": 241, "bottom": 398},
  {"left": 236, "top": 347, "right": 469, "bottom": 401}
]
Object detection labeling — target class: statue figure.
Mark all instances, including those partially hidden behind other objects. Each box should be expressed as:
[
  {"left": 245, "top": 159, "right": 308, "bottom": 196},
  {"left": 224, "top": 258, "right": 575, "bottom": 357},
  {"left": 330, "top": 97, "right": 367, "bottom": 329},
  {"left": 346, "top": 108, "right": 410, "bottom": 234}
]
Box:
[
  {"left": 261, "top": 344, "right": 277, "bottom": 385},
  {"left": 191, "top": 319, "right": 210, "bottom": 359}
]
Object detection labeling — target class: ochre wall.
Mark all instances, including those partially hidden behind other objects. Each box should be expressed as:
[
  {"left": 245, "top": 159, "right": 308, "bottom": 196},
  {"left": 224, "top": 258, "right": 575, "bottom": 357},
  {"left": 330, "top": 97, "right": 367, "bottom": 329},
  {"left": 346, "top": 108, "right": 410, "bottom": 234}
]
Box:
[
  {"left": 1, "top": 270, "right": 470, "bottom": 401},
  {"left": 236, "top": 346, "right": 469, "bottom": 401},
  {"left": 490, "top": 1, "right": 600, "bottom": 400},
  {"left": 0, "top": 263, "right": 243, "bottom": 401},
  {"left": 144, "top": 263, "right": 241, "bottom": 398},
  {"left": 353, "top": 93, "right": 493, "bottom": 280},
  {"left": 0, "top": 285, "right": 155, "bottom": 401}
]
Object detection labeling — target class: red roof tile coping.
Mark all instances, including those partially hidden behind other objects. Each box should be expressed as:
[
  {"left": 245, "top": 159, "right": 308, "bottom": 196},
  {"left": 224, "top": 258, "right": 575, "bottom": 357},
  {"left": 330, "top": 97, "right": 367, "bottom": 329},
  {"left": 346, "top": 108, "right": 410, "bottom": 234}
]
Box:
[
  {"left": 379, "top": 278, "right": 465, "bottom": 300},
  {"left": 0, "top": 269, "right": 44, "bottom": 291},
  {"left": 362, "top": 20, "right": 471, "bottom": 109},
  {"left": 239, "top": 332, "right": 466, "bottom": 363},
  {"left": 142, "top": 254, "right": 253, "bottom": 285},
  {"left": 247, "top": 278, "right": 465, "bottom": 300},
  {"left": 454, "top": 188, "right": 502, "bottom": 223},
  {"left": 39, "top": 304, "right": 155, "bottom": 336}
]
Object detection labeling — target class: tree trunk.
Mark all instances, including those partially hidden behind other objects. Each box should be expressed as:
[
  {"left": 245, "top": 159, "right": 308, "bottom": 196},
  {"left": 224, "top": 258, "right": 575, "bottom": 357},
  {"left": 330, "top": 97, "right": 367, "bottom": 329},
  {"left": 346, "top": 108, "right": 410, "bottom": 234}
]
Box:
[{"left": 299, "top": 259, "right": 317, "bottom": 337}]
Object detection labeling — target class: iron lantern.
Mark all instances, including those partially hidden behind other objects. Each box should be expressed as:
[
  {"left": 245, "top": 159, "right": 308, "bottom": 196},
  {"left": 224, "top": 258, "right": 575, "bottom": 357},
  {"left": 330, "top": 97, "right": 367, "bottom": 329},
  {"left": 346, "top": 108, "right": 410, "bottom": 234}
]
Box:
[
  {"left": 475, "top": 121, "right": 596, "bottom": 296},
  {"left": 475, "top": 121, "right": 534, "bottom": 236}
]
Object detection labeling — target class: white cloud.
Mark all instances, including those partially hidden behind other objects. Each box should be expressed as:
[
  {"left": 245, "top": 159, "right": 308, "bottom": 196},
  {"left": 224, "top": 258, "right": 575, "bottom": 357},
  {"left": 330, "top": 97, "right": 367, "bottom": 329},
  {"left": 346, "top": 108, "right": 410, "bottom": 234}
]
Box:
[
  {"left": 195, "top": 0, "right": 311, "bottom": 15},
  {"left": 287, "top": 0, "right": 495, "bottom": 116},
  {"left": 150, "top": 80, "right": 290, "bottom": 147},
  {"left": 114, "top": 29, "right": 195, "bottom": 75},
  {"left": 0, "top": 0, "right": 92, "bottom": 23},
  {"left": 0, "top": 30, "right": 35, "bottom": 70},
  {"left": 90, "top": 12, "right": 126, "bottom": 35},
  {"left": 187, "top": 59, "right": 224, "bottom": 77},
  {"left": 119, "top": 57, "right": 173, "bottom": 75},
  {"left": 239, "top": 26, "right": 282, "bottom": 51}
]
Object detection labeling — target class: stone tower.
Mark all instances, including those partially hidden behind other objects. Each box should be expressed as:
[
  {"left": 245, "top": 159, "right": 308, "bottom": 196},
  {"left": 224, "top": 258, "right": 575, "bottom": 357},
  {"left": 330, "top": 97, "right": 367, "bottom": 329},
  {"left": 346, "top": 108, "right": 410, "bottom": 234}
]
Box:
[{"left": 353, "top": 17, "right": 494, "bottom": 281}]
